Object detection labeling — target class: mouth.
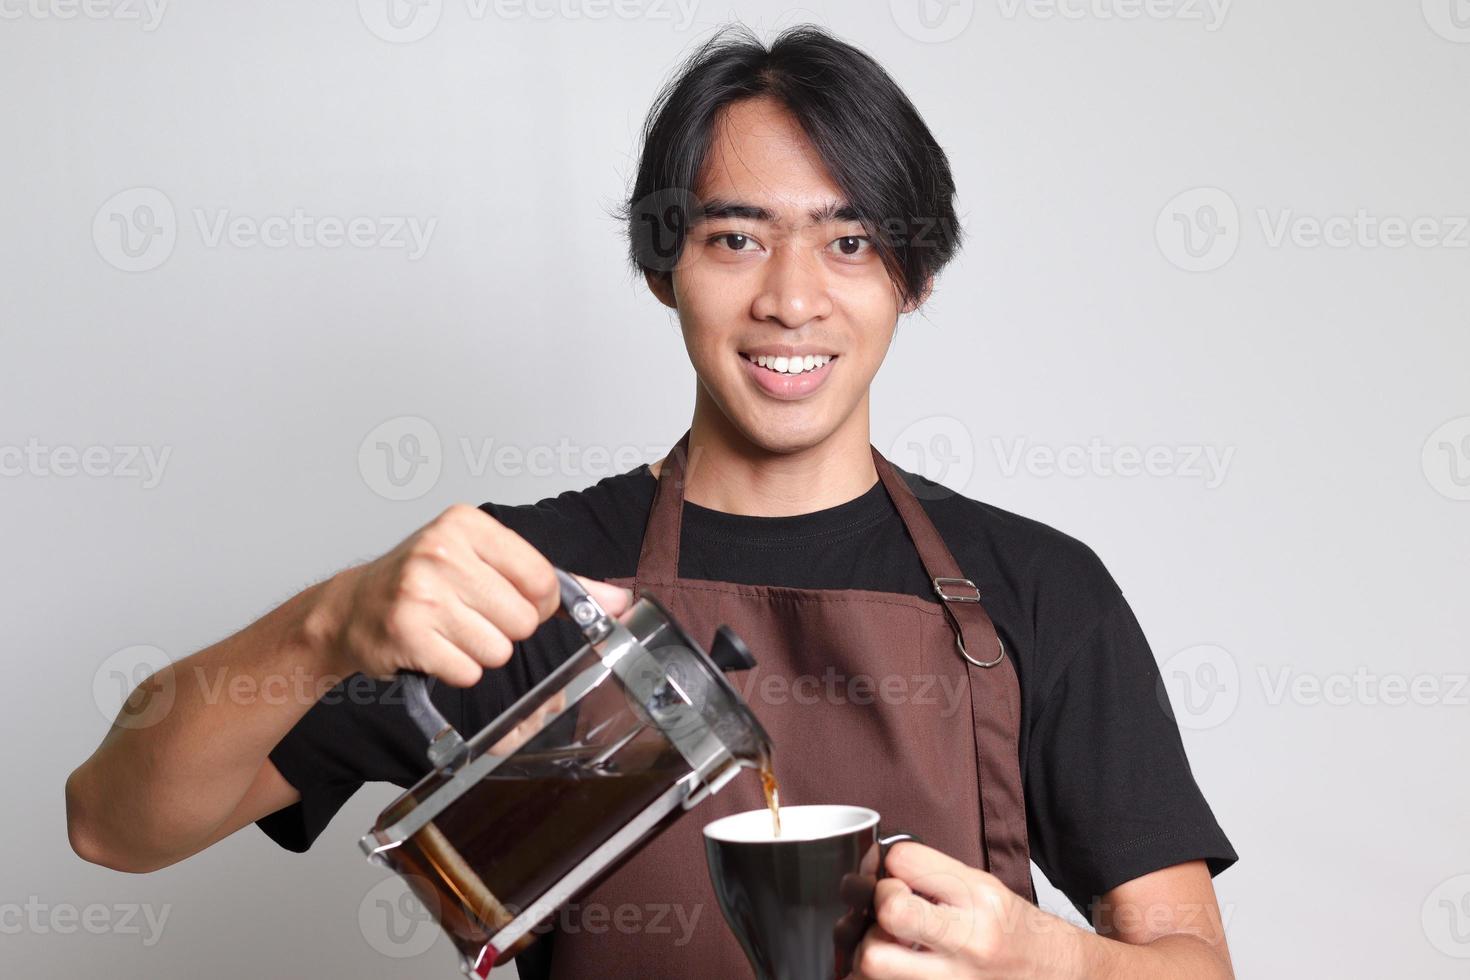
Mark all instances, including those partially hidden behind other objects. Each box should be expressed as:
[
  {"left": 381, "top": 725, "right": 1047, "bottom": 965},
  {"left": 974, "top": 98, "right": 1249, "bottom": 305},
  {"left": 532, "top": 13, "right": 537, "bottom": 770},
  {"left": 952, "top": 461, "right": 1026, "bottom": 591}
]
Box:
[{"left": 737, "top": 350, "right": 839, "bottom": 400}]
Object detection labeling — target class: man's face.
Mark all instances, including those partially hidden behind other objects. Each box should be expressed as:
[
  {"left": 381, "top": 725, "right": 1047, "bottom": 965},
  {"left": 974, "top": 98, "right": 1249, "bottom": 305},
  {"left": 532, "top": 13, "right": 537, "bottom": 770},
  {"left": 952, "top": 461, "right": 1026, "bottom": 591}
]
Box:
[{"left": 647, "top": 97, "right": 922, "bottom": 454}]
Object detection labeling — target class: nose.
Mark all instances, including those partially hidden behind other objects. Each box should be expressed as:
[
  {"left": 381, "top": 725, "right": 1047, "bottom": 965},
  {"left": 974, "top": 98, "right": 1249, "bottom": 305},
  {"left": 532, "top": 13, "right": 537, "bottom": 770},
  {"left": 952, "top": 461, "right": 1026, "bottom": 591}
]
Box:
[{"left": 750, "top": 242, "right": 833, "bottom": 329}]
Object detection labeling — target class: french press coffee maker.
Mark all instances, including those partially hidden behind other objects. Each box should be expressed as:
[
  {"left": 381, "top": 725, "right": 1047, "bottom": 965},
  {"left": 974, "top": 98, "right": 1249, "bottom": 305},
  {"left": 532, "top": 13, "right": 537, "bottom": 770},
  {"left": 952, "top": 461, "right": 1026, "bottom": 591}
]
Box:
[{"left": 359, "top": 568, "right": 772, "bottom": 977}]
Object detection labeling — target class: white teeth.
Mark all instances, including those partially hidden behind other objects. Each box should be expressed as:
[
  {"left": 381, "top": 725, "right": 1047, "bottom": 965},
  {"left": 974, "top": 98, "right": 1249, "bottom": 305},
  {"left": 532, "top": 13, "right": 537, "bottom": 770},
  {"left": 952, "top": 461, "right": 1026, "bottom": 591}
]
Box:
[{"left": 747, "top": 353, "right": 833, "bottom": 375}]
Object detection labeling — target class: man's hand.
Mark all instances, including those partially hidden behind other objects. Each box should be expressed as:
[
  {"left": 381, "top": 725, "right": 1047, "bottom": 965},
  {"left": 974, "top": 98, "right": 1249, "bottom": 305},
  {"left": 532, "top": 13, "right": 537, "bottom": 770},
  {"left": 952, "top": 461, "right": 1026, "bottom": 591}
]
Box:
[
  {"left": 851, "top": 844, "right": 1233, "bottom": 980},
  {"left": 323, "top": 503, "right": 633, "bottom": 687}
]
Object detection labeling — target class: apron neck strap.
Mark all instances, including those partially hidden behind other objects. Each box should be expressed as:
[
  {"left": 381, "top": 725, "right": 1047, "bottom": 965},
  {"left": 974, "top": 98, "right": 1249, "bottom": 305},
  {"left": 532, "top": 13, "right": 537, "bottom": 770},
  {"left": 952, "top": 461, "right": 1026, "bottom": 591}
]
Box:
[
  {"left": 634, "top": 430, "right": 979, "bottom": 602},
  {"left": 633, "top": 429, "right": 693, "bottom": 590}
]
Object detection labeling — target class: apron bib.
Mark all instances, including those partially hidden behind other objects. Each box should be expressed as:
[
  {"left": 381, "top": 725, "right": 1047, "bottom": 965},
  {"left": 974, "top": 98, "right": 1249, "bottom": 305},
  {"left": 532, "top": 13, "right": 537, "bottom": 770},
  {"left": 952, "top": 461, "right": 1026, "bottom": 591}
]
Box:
[{"left": 546, "top": 431, "right": 1032, "bottom": 978}]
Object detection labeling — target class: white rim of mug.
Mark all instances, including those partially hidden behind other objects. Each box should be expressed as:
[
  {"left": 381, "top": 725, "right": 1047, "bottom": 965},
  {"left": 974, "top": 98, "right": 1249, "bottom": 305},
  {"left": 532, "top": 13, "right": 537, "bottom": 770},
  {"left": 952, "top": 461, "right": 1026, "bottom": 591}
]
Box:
[{"left": 703, "top": 804, "right": 880, "bottom": 844}]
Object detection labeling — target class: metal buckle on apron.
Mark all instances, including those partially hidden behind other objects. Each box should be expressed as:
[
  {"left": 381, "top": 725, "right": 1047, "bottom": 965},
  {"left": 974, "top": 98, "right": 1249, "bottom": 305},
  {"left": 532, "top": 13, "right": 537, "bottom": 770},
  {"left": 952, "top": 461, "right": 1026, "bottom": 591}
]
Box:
[
  {"left": 933, "top": 577, "right": 1006, "bottom": 668},
  {"left": 932, "top": 577, "right": 981, "bottom": 602}
]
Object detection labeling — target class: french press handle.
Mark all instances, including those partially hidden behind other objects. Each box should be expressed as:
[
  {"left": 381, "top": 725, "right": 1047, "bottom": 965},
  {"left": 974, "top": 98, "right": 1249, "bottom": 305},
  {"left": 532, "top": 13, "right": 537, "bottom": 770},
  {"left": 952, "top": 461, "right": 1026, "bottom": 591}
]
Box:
[{"left": 397, "top": 567, "right": 614, "bottom": 773}]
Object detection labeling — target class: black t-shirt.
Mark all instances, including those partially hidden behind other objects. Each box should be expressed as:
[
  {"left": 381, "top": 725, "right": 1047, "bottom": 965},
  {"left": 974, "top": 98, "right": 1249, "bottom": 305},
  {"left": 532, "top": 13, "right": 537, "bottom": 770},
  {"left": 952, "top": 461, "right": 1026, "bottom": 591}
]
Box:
[{"left": 258, "top": 463, "right": 1237, "bottom": 933}]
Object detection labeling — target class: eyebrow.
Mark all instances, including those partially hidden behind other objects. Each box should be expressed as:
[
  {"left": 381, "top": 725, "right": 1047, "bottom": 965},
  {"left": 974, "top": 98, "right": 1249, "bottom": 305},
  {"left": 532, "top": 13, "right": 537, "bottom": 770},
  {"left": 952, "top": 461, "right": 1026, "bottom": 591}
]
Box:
[{"left": 698, "top": 198, "right": 863, "bottom": 227}]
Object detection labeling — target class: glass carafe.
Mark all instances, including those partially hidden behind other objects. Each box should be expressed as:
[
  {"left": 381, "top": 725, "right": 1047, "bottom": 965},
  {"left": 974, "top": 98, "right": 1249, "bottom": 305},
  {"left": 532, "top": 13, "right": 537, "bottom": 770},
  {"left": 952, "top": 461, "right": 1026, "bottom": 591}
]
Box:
[{"left": 359, "top": 569, "right": 771, "bottom": 977}]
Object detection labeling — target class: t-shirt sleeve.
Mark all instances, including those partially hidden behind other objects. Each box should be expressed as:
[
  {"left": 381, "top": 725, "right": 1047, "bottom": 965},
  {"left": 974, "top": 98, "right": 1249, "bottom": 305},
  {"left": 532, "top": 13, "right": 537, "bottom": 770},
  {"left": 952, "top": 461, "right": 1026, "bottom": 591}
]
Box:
[
  {"left": 1023, "top": 589, "right": 1238, "bottom": 918},
  {"left": 255, "top": 673, "right": 467, "bottom": 852}
]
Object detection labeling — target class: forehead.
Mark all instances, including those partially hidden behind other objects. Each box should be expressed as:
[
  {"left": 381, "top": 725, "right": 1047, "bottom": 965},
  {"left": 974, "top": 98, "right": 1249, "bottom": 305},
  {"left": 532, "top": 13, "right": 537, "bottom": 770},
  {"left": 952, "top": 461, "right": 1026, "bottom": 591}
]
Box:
[{"left": 694, "top": 97, "right": 848, "bottom": 226}]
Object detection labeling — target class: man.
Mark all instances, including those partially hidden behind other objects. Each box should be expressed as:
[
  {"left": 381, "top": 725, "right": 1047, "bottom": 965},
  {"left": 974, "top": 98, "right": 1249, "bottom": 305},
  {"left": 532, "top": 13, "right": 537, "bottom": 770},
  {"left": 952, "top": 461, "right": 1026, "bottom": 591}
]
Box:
[{"left": 67, "top": 24, "right": 1237, "bottom": 979}]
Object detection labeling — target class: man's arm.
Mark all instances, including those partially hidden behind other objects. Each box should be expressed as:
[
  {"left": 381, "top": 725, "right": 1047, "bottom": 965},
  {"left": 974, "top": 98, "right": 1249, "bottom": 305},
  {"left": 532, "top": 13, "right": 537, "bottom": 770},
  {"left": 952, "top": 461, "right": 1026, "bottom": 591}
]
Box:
[
  {"left": 66, "top": 504, "right": 631, "bottom": 874},
  {"left": 65, "top": 577, "right": 345, "bottom": 873},
  {"left": 852, "top": 845, "right": 1233, "bottom": 979},
  {"left": 1080, "top": 860, "right": 1233, "bottom": 978}
]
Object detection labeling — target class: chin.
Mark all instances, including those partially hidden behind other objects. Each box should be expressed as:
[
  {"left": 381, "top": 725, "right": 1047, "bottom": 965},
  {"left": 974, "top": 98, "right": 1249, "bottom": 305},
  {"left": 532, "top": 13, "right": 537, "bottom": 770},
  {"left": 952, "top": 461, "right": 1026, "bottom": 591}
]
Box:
[{"left": 723, "top": 404, "right": 846, "bottom": 457}]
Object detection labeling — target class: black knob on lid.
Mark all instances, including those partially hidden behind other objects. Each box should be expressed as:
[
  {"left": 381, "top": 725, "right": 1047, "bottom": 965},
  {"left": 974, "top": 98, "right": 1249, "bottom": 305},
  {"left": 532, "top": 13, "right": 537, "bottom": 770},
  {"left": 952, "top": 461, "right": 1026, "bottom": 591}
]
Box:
[{"left": 709, "top": 625, "right": 757, "bottom": 673}]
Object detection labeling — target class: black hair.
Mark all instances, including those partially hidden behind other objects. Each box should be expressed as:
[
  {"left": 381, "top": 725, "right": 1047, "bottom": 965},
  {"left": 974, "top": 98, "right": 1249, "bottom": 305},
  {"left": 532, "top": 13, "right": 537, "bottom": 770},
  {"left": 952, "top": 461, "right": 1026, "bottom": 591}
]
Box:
[{"left": 618, "top": 23, "right": 962, "bottom": 311}]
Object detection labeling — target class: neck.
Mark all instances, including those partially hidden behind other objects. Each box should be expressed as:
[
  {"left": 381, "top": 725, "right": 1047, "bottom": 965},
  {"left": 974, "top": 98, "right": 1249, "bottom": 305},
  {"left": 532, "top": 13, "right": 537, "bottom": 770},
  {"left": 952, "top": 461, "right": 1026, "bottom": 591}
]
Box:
[{"left": 661, "top": 390, "right": 880, "bottom": 517}]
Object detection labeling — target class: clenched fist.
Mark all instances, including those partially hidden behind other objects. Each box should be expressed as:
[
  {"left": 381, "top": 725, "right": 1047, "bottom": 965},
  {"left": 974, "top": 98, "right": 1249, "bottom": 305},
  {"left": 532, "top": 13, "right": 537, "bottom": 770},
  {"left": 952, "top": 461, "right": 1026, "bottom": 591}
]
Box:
[{"left": 321, "top": 503, "right": 632, "bottom": 687}]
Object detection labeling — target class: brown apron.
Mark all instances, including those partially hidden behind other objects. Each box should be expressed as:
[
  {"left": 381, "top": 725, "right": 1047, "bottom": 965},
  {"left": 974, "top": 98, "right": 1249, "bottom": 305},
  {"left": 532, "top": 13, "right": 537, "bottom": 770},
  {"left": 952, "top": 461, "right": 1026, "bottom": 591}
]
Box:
[{"left": 546, "top": 431, "right": 1032, "bottom": 978}]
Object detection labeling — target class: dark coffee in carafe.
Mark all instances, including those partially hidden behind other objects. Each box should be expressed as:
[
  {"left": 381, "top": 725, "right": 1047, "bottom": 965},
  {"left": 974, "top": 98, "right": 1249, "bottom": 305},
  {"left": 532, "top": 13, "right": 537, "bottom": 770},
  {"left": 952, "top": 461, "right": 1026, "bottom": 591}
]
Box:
[{"left": 379, "top": 741, "right": 691, "bottom": 965}]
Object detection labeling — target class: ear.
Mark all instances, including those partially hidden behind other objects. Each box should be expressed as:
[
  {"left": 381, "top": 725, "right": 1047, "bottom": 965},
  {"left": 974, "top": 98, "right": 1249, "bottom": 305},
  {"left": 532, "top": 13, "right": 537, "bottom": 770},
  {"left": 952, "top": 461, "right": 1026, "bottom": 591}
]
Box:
[{"left": 644, "top": 268, "right": 677, "bottom": 310}]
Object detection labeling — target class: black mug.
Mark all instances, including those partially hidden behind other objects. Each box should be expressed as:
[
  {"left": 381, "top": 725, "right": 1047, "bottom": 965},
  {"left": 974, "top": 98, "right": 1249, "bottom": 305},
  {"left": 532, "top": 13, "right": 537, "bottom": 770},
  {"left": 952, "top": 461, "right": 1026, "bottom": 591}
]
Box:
[{"left": 703, "top": 805, "right": 914, "bottom": 980}]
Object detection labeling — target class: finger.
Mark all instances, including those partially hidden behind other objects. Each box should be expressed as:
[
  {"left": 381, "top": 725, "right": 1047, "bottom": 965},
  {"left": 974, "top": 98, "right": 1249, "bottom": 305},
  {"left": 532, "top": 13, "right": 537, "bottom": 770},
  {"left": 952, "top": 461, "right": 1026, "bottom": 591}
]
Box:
[
  {"left": 415, "top": 627, "right": 485, "bottom": 688},
  {"left": 882, "top": 841, "right": 975, "bottom": 907},
  {"left": 429, "top": 549, "right": 544, "bottom": 642},
  {"left": 457, "top": 512, "right": 562, "bottom": 619},
  {"left": 458, "top": 511, "right": 632, "bottom": 622},
  {"left": 434, "top": 599, "right": 515, "bottom": 669},
  {"left": 874, "top": 877, "right": 971, "bottom": 955},
  {"left": 851, "top": 925, "right": 934, "bottom": 980}
]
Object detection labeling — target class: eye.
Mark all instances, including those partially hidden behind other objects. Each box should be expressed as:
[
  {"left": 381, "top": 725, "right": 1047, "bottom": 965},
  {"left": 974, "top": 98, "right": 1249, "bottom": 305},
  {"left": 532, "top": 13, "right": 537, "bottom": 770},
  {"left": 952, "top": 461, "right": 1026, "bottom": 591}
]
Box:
[
  {"left": 828, "top": 235, "right": 872, "bottom": 257},
  {"left": 710, "top": 232, "right": 758, "bottom": 252}
]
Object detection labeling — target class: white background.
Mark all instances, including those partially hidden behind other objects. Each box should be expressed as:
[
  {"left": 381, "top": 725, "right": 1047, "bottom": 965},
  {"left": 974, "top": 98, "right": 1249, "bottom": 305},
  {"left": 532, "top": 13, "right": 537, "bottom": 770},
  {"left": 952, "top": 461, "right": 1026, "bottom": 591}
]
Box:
[{"left": 3, "top": 1, "right": 1468, "bottom": 977}]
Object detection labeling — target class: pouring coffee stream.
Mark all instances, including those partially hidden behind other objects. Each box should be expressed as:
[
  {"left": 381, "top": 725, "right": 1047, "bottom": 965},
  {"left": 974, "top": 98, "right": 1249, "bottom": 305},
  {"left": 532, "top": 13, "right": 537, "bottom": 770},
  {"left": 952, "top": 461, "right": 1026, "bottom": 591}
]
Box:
[{"left": 362, "top": 567, "right": 776, "bottom": 978}]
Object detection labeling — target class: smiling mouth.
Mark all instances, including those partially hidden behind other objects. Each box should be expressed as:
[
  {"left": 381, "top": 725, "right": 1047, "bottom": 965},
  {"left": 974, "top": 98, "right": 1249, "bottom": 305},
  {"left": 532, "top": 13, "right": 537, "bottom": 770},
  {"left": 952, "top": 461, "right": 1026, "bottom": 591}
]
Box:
[{"left": 738, "top": 352, "right": 837, "bottom": 376}]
